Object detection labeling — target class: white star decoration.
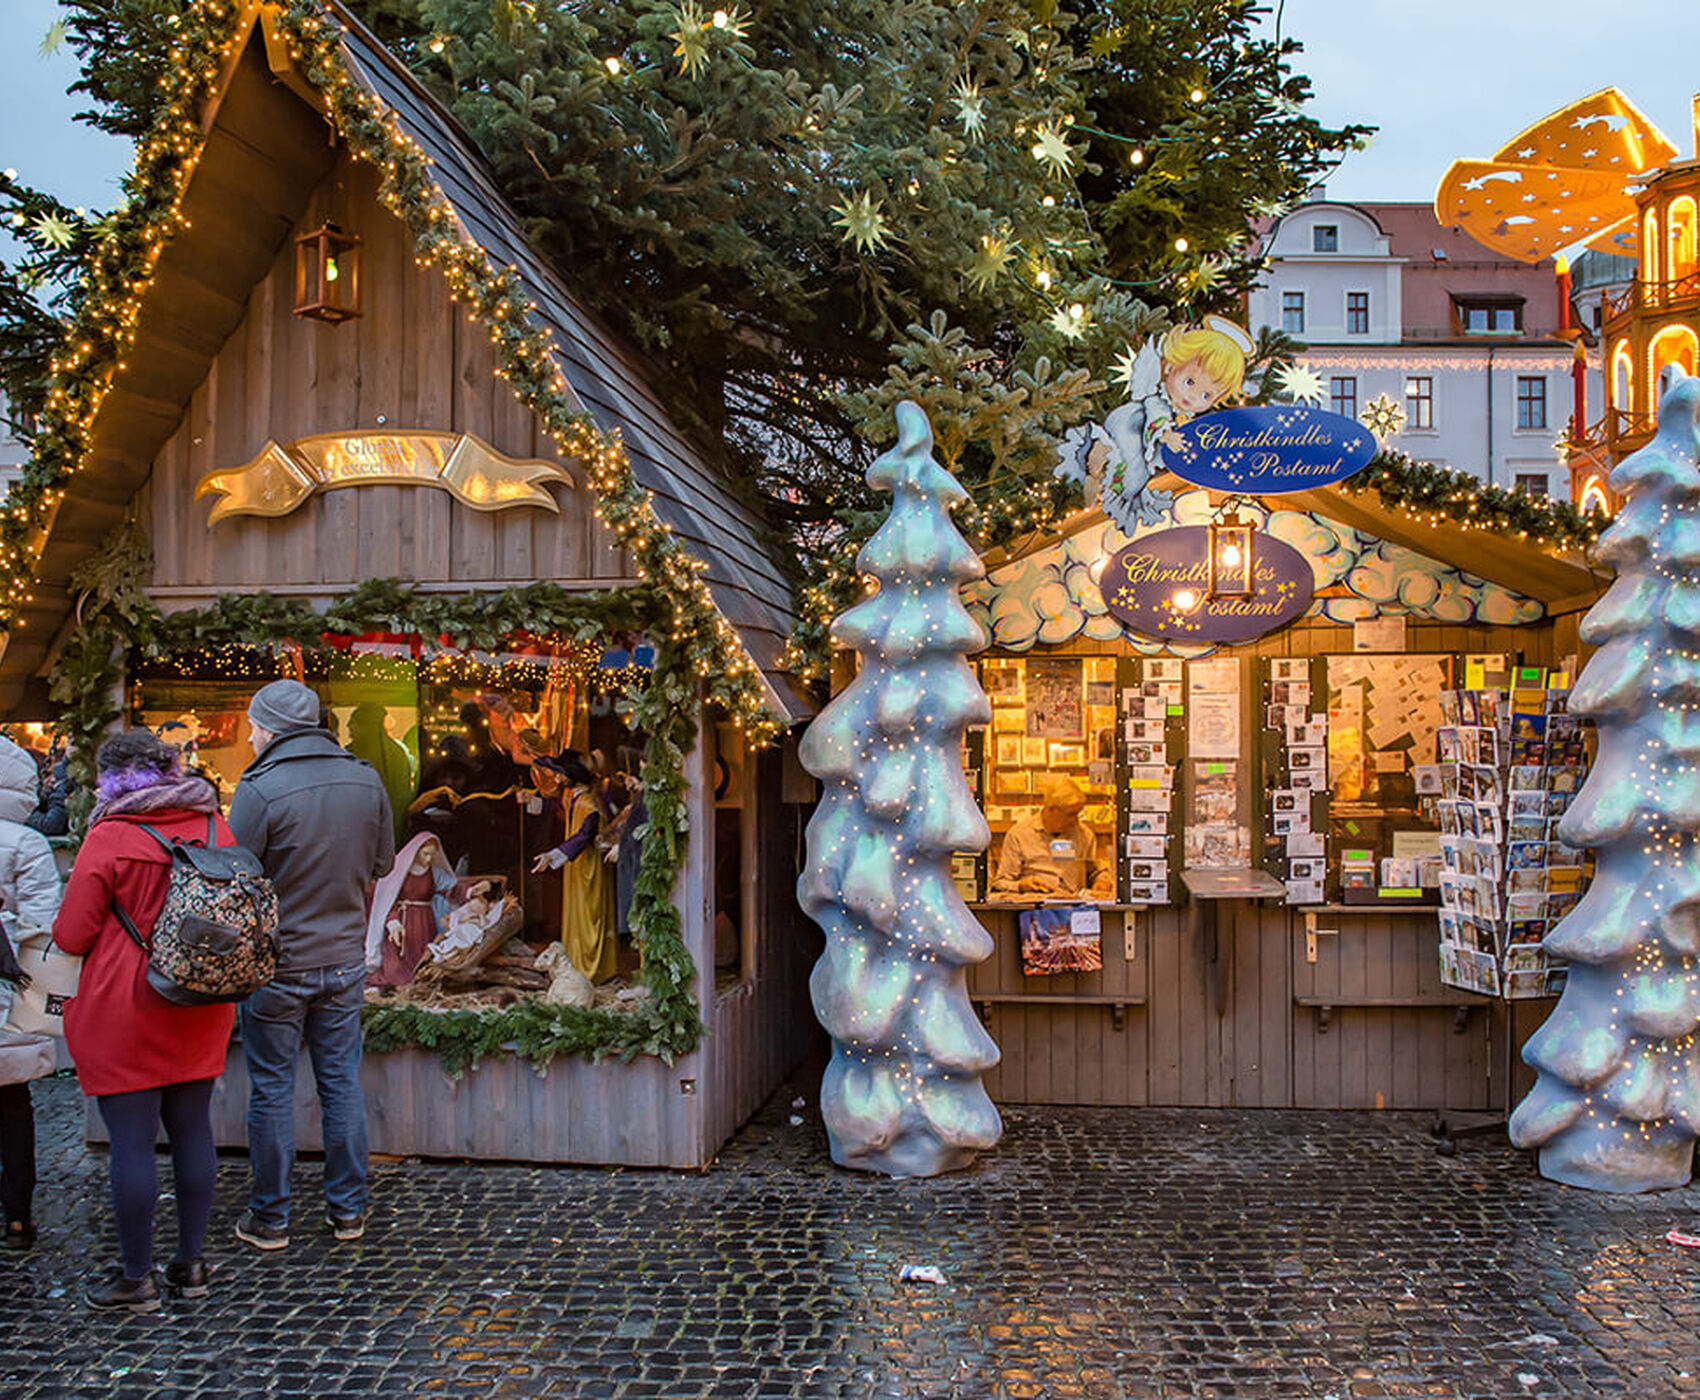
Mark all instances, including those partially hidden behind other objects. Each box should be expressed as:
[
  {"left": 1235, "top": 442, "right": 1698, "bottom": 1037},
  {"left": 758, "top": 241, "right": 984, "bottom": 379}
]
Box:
[
  {"left": 1273, "top": 363, "right": 1325, "bottom": 405},
  {"left": 1359, "top": 394, "right": 1406, "bottom": 441},
  {"left": 1111, "top": 344, "right": 1140, "bottom": 396},
  {"left": 1030, "top": 124, "right": 1076, "bottom": 177},
  {"left": 832, "top": 191, "right": 892, "bottom": 253},
  {"left": 953, "top": 77, "right": 987, "bottom": 141}
]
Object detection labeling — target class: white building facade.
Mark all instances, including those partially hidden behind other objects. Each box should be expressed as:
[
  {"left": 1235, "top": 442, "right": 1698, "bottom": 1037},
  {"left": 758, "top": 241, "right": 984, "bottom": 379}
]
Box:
[{"left": 1248, "top": 200, "right": 1599, "bottom": 498}]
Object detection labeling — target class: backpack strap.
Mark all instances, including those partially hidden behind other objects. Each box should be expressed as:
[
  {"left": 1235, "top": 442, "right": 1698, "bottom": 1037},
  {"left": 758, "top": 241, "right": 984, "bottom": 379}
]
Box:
[
  {"left": 111, "top": 895, "right": 149, "bottom": 952},
  {"left": 136, "top": 817, "right": 215, "bottom": 851}
]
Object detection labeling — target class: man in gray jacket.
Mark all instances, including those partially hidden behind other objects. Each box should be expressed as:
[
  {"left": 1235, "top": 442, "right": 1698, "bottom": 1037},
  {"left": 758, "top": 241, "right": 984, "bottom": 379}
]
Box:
[{"left": 228, "top": 680, "right": 395, "bottom": 1251}]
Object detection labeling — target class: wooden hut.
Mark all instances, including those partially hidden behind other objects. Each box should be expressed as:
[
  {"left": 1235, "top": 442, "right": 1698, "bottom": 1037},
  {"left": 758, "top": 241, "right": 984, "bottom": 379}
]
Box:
[
  {"left": 957, "top": 475, "right": 1607, "bottom": 1115},
  {"left": 0, "top": 2, "right": 820, "bottom": 1167}
]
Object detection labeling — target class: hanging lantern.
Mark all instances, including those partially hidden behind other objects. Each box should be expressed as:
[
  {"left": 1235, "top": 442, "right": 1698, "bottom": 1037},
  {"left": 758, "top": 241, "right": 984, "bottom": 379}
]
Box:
[
  {"left": 1207, "top": 511, "right": 1255, "bottom": 599},
  {"left": 294, "top": 222, "right": 362, "bottom": 322}
]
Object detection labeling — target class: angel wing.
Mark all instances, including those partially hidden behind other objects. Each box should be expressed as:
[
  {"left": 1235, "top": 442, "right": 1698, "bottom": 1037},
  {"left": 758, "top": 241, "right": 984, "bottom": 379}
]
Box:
[{"left": 1126, "top": 340, "right": 1164, "bottom": 401}]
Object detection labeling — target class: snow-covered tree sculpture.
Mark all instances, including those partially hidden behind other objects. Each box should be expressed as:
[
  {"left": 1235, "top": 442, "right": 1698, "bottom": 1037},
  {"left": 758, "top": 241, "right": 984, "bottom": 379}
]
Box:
[
  {"left": 1510, "top": 377, "right": 1700, "bottom": 1192},
  {"left": 797, "top": 400, "right": 1003, "bottom": 1178}
]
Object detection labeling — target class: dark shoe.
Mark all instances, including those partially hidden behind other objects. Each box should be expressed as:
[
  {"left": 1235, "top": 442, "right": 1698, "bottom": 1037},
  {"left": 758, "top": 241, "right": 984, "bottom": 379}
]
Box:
[
  {"left": 86, "top": 1269, "right": 162, "bottom": 1313},
  {"left": 2, "top": 1220, "right": 35, "bottom": 1252},
  {"left": 234, "top": 1210, "right": 288, "bottom": 1252},
  {"left": 327, "top": 1211, "right": 365, "bottom": 1242},
  {"left": 164, "top": 1258, "right": 211, "bottom": 1298}
]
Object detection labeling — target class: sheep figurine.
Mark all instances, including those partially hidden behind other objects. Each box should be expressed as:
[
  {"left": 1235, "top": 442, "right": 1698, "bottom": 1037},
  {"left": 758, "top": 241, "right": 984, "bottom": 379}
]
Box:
[{"left": 534, "top": 942, "right": 595, "bottom": 1009}]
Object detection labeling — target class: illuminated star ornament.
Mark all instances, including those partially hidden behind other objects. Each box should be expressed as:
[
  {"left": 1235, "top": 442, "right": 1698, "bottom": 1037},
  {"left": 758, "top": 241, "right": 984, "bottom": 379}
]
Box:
[
  {"left": 1111, "top": 343, "right": 1140, "bottom": 396},
  {"left": 31, "top": 212, "right": 75, "bottom": 249},
  {"left": 952, "top": 77, "right": 987, "bottom": 141},
  {"left": 668, "top": 1, "right": 711, "bottom": 75},
  {"left": 1273, "top": 363, "right": 1325, "bottom": 406},
  {"left": 832, "top": 191, "right": 892, "bottom": 254},
  {"left": 1182, "top": 255, "right": 1224, "bottom": 297},
  {"left": 1049, "top": 302, "right": 1088, "bottom": 340},
  {"left": 965, "top": 233, "right": 1013, "bottom": 291},
  {"left": 1359, "top": 394, "right": 1406, "bottom": 441},
  {"left": 1030, "top": 124, "right": 1076, "bottom": 177}
]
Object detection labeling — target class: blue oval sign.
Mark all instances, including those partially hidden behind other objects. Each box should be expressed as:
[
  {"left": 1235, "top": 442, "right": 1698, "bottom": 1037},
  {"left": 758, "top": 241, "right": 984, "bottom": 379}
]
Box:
[
  {"left": 1099, "top": 526, "right": 1315, "bottom": 644},
  {"left": 1157, "top": 404, "right": 1374, "bottom": 494}
]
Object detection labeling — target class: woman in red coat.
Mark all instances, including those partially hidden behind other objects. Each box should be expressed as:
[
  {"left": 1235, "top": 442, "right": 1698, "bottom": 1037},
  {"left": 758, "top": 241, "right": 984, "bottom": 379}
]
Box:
[{"left": 55, "top": 730, "right": 237, "bottom": 1313}]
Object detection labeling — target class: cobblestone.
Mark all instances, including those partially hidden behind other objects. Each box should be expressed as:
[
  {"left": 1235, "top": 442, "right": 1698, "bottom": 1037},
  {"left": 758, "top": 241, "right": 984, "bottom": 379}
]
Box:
[{"left": 3, "top": 1071, "right": 1700, "bottom": 1396}]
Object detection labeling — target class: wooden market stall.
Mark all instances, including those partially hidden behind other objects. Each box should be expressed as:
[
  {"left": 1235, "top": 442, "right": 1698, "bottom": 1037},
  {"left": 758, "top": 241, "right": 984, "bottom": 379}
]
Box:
[
  {"left": 0, "top": 4, "right": 820, "bottom": 1167},
  {"left": 959, "top": 476, "right": 1608, "bottom": 1114}
]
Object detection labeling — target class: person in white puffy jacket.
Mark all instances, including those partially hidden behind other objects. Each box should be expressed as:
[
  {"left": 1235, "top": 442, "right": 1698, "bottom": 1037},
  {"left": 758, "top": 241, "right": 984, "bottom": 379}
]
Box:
[{"left": 0, "top": 734, "right": 64, "bottom": 1252}]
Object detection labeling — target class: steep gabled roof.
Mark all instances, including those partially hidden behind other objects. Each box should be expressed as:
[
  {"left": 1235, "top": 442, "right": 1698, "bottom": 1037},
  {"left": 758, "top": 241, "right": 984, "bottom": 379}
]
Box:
[{"left": 1, "top": 1, "right": 810, "bottom": 722}]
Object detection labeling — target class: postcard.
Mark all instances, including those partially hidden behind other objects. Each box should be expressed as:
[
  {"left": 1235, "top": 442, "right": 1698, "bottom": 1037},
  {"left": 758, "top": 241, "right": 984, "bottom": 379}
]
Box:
[
  {"left": 1125, "top": 814, "right": 1168, "bottom": 837},
  {"left": 1271, "top": 659, "right": 1310, "bottom": 683},
  {"left": 1272, "top": 811, "right": 1311, "bottom": 836},
  {"left": 1272, "top": 681, "right": 1312, "bottom": 708},
  {"left": 1145, "top": 659, "right": 1183, "bottom": 682},
  {"left": 1271, "top": 789, "right": 1304, "bottom": 813},
  {"left": 1129, "top": 880, "right": 1170, "bottom": 904},
  {"left": 1129, "top": 788, "right": 1171, "bottom": 811},
  {"left": 1288, "top": 721, "right": 1329, "bottom": 748},
  {"left": 1290, "top": 769, "right": 1326, "bottom": 792},
  {"left": 1289, "top": 747, "right": 1325, "bottom": 772},
  {"left": 1285, "top": 879, "right": 1325, "bottom": 906},
  {"left": 1126, "top": 836, "right": 1167, "bottom": 860},
  {"left": 1286, "top": 833, "right": 1326, "bottom": 858}
]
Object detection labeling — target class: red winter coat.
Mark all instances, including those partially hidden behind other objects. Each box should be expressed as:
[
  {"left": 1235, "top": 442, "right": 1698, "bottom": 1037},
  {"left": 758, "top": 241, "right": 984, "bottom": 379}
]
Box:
[{"left": 54, "top": 808, "right": 238, "bottom": 1097}]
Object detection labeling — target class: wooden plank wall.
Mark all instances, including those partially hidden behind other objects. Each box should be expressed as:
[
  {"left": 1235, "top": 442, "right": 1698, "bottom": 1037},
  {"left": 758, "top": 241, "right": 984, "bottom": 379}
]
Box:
[
  {"left": 153, "top": 1041, "right": 706, "bottom": 1168},
  {"left": 970, "top": 613, "right": 1568, "bottom": 1111},
  {"left": 136, "top": 154, "right": 633, "bottom": 595},
  {"left": 697, "top": 744, "right": 824, "bottom": 1158}
]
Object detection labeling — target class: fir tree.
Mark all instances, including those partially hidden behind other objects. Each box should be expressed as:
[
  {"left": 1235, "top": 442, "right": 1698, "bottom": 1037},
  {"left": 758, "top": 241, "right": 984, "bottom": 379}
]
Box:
[
  {"left": 1510, "top": 378, "right": 1700, "bottom": 1193},
  {"left": 797, "top": 400, "right": 1001, "bottom": 1178},
  {"left": 14, "top": 0, "right": 1361, "bottom": 532}
]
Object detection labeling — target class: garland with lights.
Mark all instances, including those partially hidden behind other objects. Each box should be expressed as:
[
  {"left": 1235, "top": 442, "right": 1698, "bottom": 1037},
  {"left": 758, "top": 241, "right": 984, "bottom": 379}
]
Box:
[{"left": 1342, "top": 448, "right": 1607, "bottom": 550}]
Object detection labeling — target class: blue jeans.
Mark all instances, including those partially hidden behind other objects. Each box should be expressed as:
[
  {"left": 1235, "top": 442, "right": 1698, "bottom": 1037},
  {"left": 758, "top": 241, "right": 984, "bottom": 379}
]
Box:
[{"left": 241, "top": 961, "right": 368, "bottom": 1226}]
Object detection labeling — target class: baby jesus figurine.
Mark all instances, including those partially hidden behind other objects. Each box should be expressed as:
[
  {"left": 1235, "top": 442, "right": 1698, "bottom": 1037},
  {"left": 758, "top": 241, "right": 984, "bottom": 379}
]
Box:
[{"left": 364, "top": 834, "right": 459, "bottom": 987}]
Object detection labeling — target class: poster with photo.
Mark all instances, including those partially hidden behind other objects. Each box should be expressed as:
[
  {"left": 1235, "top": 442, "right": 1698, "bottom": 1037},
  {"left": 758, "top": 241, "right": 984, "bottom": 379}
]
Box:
[
  {"left": 984, "top": 662, "right": 1025, "bottom": 704},
  {"left": 1025, "top": 658, "right": 1084, "bottom": 740}
]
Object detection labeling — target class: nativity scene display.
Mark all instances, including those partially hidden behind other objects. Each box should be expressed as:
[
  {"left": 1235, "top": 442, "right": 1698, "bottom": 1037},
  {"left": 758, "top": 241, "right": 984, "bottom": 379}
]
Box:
[{"left": 131, "top": 644, "right": 678, "bottom": 1013}]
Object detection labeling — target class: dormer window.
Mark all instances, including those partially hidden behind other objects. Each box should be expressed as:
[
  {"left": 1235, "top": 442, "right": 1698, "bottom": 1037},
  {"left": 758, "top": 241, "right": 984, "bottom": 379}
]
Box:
[
  {"left": 1455, "top": 297, "right": 1521, "bottom": 334},
  {"left": 1312, "top": 225, "right": 1339, "bottom": 253}
]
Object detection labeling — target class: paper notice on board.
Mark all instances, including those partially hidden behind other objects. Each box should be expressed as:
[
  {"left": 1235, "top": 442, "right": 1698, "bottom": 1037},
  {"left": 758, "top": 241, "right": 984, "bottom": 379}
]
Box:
[
  {"left": 1189, "top": 694, "right": 1240, "bottom": 758},
  {"left": 1353, "top": 616, "right": 1407, "bottom": 652},
  {"left": 1188, "top": 656, "right": 1239, "bottom": 694}
]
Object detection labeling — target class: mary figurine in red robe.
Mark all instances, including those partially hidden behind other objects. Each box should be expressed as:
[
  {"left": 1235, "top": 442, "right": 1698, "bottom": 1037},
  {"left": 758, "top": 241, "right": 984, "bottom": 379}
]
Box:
[{"left": 365, "top": 834, "right": 458, "bottom": 987}]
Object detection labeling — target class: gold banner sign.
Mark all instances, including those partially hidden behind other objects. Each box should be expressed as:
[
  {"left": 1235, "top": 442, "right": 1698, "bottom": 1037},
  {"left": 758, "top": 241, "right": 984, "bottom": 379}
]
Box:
[{"left": 195, "top": 431, "right": 571, "bottom": 523}]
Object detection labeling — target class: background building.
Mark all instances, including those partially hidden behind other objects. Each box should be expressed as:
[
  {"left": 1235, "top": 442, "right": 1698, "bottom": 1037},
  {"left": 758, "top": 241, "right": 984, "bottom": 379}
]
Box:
[{"left": 1248, "top": 198, "right": 1601, "bottom": 498}]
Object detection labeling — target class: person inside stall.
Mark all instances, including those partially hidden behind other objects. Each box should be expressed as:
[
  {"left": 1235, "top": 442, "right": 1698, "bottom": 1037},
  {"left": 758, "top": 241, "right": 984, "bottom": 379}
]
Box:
[
  {"left": 530, "top": 751, "right": 616, "bottom": 982},
  {"left": 347, "top": 703, "right": 413, "bottom": 847},
  {"left": 990, "top": 775, "right": 1113, "bottom": 900}
]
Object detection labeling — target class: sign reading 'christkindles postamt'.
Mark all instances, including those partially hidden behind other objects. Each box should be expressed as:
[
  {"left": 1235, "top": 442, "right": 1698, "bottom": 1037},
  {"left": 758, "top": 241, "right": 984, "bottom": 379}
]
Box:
[
  {"left": 1157, "top": 404, "right": 1375, "bottom": 494},
  {"left": 1099, "top": 526, "right": 1315, "bottom": 644}
]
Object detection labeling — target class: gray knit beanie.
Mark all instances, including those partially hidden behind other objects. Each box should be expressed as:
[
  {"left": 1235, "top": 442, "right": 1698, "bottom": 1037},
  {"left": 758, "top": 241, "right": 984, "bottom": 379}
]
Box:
[{"left": 248, "top": 679, "right": 321, "bottom": 736}]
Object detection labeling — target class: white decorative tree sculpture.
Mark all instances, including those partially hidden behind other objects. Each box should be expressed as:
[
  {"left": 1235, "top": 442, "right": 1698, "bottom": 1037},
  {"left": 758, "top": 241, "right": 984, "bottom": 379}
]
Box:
[
  {"left": 797, "top": 400, "right": 1003, "bottom": 1178},
  {"left": 1510, "top": 377, "right": 1700, "bottom": 1192}
]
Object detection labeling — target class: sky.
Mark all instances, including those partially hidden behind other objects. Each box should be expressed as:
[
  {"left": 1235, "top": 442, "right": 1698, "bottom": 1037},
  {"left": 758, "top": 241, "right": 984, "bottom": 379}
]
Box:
[
  {"left": 1265, "top": 0, "right": 1700, "bottom": 203},
  {"left": 0, "top": 0, "right": 1698, "bottom": 217}
]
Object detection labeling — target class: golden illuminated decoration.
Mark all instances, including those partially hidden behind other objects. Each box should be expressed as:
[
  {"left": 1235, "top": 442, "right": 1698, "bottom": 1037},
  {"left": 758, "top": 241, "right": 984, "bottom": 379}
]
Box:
[
  {"left": 294, "top": 220, "right": 362, "bottom": 321},
  {"left": 1206, "top": 510, "right": 1255, "bottom": 600},
  {"left": 194, "top": 431, "right": 573, "bottom": 522},
  {"left": 1435, "top": 88, "right": 1678, "bottom": 264}
]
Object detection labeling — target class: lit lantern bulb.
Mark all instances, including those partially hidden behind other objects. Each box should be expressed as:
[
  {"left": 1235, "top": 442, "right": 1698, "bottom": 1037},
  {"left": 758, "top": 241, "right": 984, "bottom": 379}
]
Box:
[{"left": 1219, "top": 542, "right": 1241, "bottom": 567}]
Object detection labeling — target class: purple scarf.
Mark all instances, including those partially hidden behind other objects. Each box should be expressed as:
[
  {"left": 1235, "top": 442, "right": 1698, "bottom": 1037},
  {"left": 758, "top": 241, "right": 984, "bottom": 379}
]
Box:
[{"left": 91, "top": 772, "right": 219, "bottom": 827}]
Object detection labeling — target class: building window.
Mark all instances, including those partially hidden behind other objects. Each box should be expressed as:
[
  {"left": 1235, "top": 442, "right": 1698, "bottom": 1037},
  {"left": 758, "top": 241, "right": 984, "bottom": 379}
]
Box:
[
  {"left": 1516, "top": 376, "right": 1548, "bottom": 430},
  {"left": 1313, "top": 225, "right": 1339, "bottom": 253},
  {"left": 1405, "top": 376, "right": 1433, "bottom": 429},
  {"left": 1282, "top": 291, "right": 1305, "bottom": 335},
  {"left": 1329, "top": 376, "right": 1357, "bottom": 419},
  {"left": 1514, "top": 473, "right": 1550, "bottom": 497},
  {"left": 1346, "top": 292, "right": 1369, "bottom": 335},
  {"left": 1457, "top": 299, "right": 1521, "bottom": 334}
]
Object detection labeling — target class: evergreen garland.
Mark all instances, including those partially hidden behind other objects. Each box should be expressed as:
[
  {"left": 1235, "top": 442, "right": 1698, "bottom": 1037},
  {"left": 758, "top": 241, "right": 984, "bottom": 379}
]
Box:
[{"left": 1342, "top": 448, "right": 1608, "bottom": 550}]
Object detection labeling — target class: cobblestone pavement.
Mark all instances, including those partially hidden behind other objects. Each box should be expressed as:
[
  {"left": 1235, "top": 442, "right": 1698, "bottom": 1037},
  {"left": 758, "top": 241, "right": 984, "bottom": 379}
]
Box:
[{"left": 4, "top": 1071, "right": 1700, "bottom": 1398}]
